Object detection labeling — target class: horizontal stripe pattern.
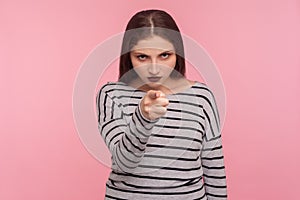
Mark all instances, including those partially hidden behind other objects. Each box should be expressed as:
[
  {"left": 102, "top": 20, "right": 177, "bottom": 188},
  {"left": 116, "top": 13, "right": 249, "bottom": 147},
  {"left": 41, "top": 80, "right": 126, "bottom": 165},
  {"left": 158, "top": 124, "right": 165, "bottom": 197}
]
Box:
[{"left": 96, "top": 81, "right": 227, "bottom": 199}]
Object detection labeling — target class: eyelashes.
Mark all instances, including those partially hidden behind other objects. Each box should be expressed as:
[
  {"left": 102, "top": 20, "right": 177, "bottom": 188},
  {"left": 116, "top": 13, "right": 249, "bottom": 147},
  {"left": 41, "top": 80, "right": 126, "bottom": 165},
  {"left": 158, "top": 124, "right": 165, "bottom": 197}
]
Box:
[
  {"left": 136, "top": 55, "right": 147, "bottom": 60},
  {"left": 160, "top": 53, "right": 171, "bottom": 59},
  {"left": 136, "top": 53, "right": 172, "bottom": 61}
]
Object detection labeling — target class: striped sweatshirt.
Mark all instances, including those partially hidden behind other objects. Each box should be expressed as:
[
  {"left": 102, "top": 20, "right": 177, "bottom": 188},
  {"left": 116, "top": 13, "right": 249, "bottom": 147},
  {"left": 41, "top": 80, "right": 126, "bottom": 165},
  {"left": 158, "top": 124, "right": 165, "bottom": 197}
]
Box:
[{"left": 96, "top": 81, "right": 227, "bottom": 200}]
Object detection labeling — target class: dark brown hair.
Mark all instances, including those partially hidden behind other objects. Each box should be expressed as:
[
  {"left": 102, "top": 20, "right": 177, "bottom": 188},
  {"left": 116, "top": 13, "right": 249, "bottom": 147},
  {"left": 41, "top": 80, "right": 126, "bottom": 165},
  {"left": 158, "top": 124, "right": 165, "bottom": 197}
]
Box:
[{"left": 118, "top": 9, "right": 186, "bottom": 83}]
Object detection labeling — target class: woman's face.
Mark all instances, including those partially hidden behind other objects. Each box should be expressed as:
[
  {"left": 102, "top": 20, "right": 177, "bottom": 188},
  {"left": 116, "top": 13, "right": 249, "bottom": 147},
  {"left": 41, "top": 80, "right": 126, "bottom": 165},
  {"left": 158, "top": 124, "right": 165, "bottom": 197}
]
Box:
[{"left": 130, "top": 35, "right": 177, "bottom": 90}]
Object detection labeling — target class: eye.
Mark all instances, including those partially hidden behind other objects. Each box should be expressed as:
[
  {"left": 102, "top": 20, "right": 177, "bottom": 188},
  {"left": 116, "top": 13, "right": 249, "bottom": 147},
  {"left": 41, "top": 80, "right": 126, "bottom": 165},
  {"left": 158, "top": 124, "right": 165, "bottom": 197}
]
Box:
[
  {"left": 160, "top": 53, "right": 171, "bottom": 59},
  {"left": 137, "top": 55, "right": 148, "bottom": 61}
]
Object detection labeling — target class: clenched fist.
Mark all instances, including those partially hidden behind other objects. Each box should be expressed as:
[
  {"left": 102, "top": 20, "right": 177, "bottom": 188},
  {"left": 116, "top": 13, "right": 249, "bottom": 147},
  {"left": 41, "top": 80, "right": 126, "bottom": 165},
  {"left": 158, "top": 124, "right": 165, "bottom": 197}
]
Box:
[{"left": 140, "top": 90, "right": 169, "bottom": 120}]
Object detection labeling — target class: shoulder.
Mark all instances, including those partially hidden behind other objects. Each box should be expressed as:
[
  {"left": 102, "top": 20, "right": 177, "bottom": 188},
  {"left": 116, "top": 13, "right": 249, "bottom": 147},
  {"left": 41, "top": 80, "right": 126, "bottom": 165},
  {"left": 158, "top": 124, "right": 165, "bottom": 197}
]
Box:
[
  {"left": 97, "top": 81, "right": 123, "bottom": 92},
  {"left": 191, "top": 82, "right": 219, "bottom": 110},
  {"left": 193, "top": 82, "right": 215, "bottom": 99},
  {"left": 97, "top": 81, "right": 135, "bottom": 99}
]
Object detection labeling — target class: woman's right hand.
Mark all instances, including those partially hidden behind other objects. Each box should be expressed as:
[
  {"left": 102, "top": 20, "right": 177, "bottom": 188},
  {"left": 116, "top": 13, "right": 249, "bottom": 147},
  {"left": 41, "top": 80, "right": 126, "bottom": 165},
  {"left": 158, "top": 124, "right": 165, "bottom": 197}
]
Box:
[{"left": 140, "top": 90, "right": 169, "bottom": 120}]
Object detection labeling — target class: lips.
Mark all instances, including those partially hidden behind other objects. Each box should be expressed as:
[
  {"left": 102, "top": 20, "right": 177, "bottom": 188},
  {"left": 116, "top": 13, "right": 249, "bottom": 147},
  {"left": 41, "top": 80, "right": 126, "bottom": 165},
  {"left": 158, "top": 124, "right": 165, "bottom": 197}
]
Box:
[{"left": 148, "top": 77, "right": 162, "bottom": 82}]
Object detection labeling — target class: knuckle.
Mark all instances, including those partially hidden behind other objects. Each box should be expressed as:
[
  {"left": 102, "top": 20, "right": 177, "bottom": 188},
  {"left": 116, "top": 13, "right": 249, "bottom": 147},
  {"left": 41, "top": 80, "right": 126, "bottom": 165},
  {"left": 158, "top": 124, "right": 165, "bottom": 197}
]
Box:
[
  {"left": 145, "top": 106, "right": 150, "bottom": 114},
  {"left": 143, "top": 99, "right": 151, "bottom": 106},
  {"left": 165, "top": 99, "right": 169, "bottom": 105}
]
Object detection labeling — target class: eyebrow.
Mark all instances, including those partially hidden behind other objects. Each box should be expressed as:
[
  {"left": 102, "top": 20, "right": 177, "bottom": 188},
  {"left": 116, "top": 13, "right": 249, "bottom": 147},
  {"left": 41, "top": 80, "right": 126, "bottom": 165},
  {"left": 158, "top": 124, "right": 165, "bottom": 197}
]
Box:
[{"left": 131, "top": 50, "right": 174, "bottom": 55}]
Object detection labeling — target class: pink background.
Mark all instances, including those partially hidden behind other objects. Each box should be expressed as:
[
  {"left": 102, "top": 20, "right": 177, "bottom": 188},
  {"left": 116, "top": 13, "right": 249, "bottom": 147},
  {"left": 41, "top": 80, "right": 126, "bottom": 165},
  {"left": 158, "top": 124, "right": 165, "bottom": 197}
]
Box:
[{"left": 1, "top": 0, "right": 299, "bottom": 199}]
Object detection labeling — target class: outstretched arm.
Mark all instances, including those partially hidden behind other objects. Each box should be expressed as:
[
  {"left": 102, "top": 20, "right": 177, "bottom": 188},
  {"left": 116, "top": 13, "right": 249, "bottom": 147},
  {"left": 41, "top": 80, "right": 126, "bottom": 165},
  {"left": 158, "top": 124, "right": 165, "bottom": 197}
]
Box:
[{"left": 96, "top": 85, "right": 158, "bottom": 173}]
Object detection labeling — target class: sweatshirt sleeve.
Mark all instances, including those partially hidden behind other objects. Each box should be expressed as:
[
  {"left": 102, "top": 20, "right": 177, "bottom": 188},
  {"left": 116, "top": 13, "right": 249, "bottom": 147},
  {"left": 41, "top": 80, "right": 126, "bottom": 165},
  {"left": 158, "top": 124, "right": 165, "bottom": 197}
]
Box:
[
  {"left": 200, "top": 86, "right": 227, "bottom": 199},
  {"left": 96, "top": 85, "right": 159, "bottom": 173}
]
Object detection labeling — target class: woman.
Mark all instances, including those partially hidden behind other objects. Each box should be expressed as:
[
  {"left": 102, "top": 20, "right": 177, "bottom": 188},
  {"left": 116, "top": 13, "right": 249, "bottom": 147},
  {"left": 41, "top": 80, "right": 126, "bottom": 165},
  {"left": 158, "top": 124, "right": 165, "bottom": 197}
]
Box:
[{"left": 96, "top": 9, "right": 227, "bottom": 199}]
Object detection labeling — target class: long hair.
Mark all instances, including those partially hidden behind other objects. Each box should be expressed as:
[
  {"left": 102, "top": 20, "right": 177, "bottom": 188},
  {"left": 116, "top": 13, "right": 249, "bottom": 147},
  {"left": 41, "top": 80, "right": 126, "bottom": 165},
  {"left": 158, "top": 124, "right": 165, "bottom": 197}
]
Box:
[{"left": 118, "top": 9, "right": 186, "bottom": 83}]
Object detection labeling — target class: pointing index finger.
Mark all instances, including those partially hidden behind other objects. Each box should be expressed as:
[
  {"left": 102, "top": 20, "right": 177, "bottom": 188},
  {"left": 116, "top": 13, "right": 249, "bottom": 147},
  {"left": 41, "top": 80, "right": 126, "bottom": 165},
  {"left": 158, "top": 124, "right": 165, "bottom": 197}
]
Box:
[{"left": 149, "top": 90, "right": 161, "bottom": 99}]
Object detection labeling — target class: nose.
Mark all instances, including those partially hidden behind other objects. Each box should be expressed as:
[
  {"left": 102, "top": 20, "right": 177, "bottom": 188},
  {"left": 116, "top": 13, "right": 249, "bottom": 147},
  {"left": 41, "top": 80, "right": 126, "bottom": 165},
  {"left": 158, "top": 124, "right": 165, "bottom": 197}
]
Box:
[{"left": 148, "top": 60, "right": 160, "bottom": 75}]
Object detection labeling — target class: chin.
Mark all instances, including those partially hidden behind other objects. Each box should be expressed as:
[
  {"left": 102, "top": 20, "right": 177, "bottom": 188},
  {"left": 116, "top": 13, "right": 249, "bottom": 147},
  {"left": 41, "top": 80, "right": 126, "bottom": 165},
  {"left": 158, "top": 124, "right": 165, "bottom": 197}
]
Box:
[{"left": 146, "top": 81, "right": 161, "bottom": 86}]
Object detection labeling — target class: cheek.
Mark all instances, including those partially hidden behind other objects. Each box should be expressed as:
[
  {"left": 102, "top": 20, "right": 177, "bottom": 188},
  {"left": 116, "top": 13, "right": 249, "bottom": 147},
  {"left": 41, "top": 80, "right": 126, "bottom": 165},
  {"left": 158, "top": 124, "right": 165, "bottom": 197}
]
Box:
[
  {"left": 130, "top": 56, "right": 138, "bottom": 67},
  {"left": 132, "top": 65, "right": 145, "bottom": 76},
  {"left": 165, "top": 56, "right": 177, "bottom": 68}
]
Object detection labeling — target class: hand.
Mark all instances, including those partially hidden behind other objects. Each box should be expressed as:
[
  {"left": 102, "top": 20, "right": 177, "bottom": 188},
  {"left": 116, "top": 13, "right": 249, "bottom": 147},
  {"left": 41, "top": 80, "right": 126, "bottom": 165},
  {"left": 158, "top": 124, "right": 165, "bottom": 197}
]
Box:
[{"left": 140, "top": 90, "right": 169, "bottom": 120}]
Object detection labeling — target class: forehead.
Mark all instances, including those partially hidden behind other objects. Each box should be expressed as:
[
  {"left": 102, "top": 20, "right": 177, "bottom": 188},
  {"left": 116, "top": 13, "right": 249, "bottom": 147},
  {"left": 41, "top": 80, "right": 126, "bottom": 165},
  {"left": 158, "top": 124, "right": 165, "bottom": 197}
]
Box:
[{"left": 131, "top": 35, "right": 175, "bottom": 52}]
